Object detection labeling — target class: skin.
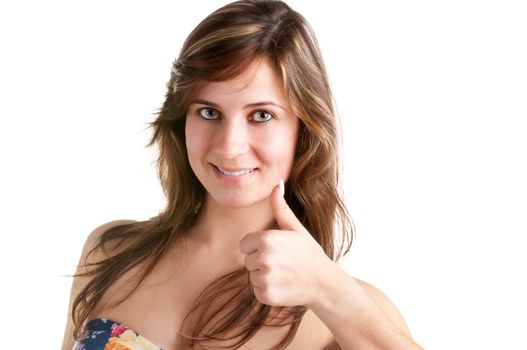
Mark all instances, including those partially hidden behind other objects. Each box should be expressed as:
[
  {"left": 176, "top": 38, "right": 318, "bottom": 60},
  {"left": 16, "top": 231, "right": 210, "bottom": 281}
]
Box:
[
  {"left": 62, "top": 56, "right": 423, "bottom": 350},
  {"left": 184, "top": 56, "right": 299, "bottom": 260},
  {"left": 242, "top": 185, "right": 423, "bottom": 349},
  {"left": 184, "top": 56, "right": 423, "bottom": 349},
  {"left": 185, "top": 55, "right": 326, "bottom": 302}
]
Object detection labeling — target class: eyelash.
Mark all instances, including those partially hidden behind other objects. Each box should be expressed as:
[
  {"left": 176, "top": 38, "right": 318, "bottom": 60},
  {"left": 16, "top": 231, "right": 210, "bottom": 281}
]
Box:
[{"left": 197, "top": 107, "right": 274, "bottom": 123}]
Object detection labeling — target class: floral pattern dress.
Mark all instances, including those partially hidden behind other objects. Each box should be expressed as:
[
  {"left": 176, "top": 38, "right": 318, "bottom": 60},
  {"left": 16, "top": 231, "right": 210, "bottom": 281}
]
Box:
[{"left": 73, "top": 318, "right": 162, "bottom": 350}]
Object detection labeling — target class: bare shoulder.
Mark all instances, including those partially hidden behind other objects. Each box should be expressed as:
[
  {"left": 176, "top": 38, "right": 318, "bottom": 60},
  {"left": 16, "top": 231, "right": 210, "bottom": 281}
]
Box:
[
  {"left": 61, "top": 219, "right": 137, "bottom": 350},
  {"left": 82, "top": 219, "right": 137, "bottom": 257},
  {"left": 354, "top": 277, "right": 412, "bottom": 337}
]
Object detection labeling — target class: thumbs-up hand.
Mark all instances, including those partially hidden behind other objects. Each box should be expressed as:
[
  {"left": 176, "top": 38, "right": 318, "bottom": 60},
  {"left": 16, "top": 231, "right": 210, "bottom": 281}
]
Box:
[{"left": 239, "top": 180, "right": 333, "bottom": 307}]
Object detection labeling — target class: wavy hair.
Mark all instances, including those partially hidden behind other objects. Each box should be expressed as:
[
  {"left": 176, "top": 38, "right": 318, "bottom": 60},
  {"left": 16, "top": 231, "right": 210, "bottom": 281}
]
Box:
[{"left": 71, "top": 1, "right": 353, "bottom": 348}]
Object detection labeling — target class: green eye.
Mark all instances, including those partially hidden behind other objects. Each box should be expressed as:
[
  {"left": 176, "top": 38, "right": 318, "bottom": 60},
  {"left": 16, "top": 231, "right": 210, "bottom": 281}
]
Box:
[
  {"left": 251, "top": 110, "right": 273, "bottom": 122},
  {"left": 199, "top": 108, "right": 219, "bottom": 120}
]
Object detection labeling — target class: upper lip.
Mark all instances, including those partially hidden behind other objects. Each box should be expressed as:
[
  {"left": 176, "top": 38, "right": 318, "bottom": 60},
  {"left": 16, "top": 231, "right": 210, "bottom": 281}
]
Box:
[{"left": 212, "top": 163, "right": 257, "bottom": 172}]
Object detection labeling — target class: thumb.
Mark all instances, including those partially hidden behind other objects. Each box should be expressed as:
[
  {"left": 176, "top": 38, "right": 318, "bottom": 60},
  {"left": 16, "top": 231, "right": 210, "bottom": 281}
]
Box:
[{"left": 270, "top": 179, "right": 302, "bottom": 231}]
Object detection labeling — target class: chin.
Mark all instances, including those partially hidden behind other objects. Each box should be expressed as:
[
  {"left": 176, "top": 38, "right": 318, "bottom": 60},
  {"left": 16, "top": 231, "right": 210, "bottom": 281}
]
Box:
[{"left": 210, "top": 192, "right": 267, "bottom": 209}]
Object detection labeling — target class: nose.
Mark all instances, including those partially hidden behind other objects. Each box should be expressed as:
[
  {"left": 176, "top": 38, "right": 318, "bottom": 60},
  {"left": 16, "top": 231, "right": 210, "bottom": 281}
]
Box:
[{"left": 213, "top": 118, "right": 250, "bottom": 159}]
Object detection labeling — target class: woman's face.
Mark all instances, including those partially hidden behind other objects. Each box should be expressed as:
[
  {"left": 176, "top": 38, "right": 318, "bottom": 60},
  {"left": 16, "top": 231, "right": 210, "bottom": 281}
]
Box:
[{"left": 185, "top": 57, "right": 299, "bottom": 209}]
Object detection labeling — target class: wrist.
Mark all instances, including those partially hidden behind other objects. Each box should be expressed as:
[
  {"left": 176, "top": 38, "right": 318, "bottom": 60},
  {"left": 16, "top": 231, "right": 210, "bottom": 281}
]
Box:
[
  {"left": 307, "top": 267, "right": 422, "bottom": 350},
  {"left": 307, "top": 259, "right": 360, "bottom": 313},
  {"left": 307, "top": 262, "right": 380, "bottom": 331}
]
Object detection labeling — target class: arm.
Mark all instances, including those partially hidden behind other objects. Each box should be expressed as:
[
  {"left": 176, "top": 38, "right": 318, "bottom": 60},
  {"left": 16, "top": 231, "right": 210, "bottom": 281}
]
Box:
[
  {"left": 240, "top": 185, "right": 422, "bottom": 349},
  {"left": 61, "top": 219, "right": 136, "bottom": 350},
  {"left": 308, "top": 261, "right": 423, "bottom": 350}
]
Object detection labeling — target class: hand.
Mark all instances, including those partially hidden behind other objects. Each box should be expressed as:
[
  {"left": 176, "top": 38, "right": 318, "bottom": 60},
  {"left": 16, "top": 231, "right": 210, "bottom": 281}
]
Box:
[{"left": 239, "top": 180, "right": 333, "bottom": 307}]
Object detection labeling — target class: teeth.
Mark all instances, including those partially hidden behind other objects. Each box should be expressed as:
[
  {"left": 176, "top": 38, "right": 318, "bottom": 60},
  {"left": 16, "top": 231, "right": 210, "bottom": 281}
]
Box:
[{"left": 216, "top": 166, "right": 253, "bottom": 176}]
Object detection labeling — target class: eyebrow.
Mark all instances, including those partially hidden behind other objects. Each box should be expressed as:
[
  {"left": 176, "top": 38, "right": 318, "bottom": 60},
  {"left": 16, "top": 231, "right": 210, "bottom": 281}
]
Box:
[{"left": 189, "top": 98, "right": 286, "bottom": 111}]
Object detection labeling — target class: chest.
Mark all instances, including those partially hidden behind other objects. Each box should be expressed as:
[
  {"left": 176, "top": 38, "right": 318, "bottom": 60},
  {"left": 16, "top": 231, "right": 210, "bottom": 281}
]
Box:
[{"left": 91, "top": 251, "right": 335, "bottom": 350}]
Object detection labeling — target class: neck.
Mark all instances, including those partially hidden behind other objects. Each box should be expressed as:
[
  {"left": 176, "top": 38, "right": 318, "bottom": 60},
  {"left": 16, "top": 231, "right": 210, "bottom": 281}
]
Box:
[{"left": 186, "top": 195, "right": 275, "bottom": 259}]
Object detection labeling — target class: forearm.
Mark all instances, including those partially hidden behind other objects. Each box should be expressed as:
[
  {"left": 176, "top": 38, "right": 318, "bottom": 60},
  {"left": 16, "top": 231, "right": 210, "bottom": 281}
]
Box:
[{"left": 308, "top": 261, "right": 423, "bottom": 350}]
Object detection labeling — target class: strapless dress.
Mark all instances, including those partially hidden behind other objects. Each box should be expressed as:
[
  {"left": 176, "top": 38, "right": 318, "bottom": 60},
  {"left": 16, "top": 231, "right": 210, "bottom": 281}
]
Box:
[{"left": 73, "top": 318, "right": 162, "bottom": 350}]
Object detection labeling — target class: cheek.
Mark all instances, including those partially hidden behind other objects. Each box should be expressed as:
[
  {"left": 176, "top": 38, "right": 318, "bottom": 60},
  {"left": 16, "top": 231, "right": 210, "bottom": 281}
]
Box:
[
  {"left": 258, "top": 124, "right": 298, "bottom": 170},
  {"left": 185, "top": 118, "right": 208, "bottom": 161}
]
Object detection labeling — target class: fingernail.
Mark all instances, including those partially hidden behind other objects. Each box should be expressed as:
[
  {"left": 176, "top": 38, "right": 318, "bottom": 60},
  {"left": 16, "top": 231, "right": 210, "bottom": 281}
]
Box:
[{"left": 279, "top": 179, "right": 285, "bottom": 196}]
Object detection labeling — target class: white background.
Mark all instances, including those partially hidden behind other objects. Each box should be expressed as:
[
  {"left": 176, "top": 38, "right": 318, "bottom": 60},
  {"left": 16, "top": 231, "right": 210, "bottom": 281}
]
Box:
[{"left": 1, "top": 1, "right": 526, "bottom": 349}]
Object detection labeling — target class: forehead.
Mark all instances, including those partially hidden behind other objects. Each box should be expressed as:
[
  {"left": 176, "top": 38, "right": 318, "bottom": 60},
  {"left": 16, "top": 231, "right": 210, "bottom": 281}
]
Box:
[{"left": 190, "top": 57, "right": 289, "bottom": 106}]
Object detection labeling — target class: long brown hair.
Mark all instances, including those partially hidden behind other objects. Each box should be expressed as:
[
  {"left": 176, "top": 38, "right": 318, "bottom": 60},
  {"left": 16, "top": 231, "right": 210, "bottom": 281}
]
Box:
[{"left": 72, "top": 1, "right": 353, "bottom": 348}]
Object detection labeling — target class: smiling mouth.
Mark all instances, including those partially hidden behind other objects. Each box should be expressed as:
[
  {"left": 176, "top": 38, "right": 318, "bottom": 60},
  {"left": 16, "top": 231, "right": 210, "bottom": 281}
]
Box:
[{"left": 212, "top": 164, "right": 257, "bottom": 176}]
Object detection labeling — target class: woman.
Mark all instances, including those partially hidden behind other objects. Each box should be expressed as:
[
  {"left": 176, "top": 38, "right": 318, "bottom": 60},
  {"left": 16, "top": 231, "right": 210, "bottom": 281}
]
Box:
[{"left": 62, "top": 1, "right": 423, "bottom": 349}]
